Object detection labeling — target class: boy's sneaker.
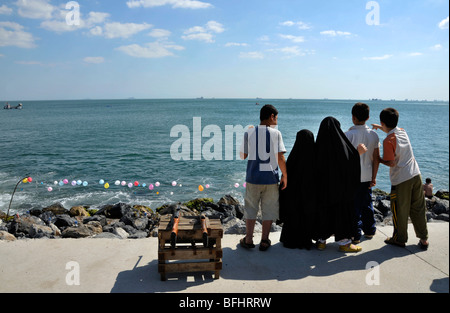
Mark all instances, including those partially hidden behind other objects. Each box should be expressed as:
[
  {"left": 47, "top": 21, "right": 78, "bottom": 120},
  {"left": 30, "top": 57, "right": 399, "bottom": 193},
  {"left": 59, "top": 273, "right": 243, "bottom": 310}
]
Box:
[
  {"left": 316, "top": 241, "right": 326, "bottom": 251},
  {"left": 339, "top": 243, "right": 362, "bottom": 253}
]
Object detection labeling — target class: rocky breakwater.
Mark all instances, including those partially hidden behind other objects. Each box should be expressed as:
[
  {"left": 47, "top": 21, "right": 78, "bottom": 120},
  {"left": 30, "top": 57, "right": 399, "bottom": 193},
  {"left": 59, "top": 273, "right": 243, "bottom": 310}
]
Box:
[
  {"left": 371, "top": 189, "right": 449, "bottom": 224},
  {"left": 1, "top": 191, "right": 448, "bottom": 242},
  {"left": 0, "top": 195, "right": 257, "bottom": 242}
]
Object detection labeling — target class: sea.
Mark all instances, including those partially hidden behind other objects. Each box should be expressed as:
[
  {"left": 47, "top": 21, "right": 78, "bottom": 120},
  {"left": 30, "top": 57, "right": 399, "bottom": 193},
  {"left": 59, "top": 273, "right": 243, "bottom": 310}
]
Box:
[{"left": 1, "top": 99, "right": 448, "bottom": 215}]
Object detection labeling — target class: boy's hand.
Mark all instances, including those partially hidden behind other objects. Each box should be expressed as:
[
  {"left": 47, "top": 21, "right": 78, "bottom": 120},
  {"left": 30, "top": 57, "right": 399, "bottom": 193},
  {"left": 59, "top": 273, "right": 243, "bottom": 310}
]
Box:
[
  {"left": 370, "top": 179, "right": 377, "bottom": 188},
  {"left": 357, "top": 143, "right": 368, "bottom": 155},
  {"left": 371, "top": 124, "right": 382, "bottom": 130},
  {"left": 280, "top": 175, "right": 287, "bottom": 190}
]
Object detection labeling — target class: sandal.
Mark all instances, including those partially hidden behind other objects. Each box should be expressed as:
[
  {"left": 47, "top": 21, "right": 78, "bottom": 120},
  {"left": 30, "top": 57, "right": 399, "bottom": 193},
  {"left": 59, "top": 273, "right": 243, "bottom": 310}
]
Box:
[
  {"left": 240, "top": 237, "right": 255, "bottom": 249},
  {"left": 384, "top": 237, "right": 406, "bottom": 248},
  {"left": 419, "top": 240, "right": 429, "bottom": 251},
  {"left": 259, "top": 239, "right": 271, "bottom": 251}
]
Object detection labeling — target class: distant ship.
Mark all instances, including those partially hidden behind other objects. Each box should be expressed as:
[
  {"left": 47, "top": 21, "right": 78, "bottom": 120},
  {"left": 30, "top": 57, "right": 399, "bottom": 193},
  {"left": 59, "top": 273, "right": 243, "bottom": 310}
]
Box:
[{"left": 3, "top": 103, "right": 23, "bottom": 110}]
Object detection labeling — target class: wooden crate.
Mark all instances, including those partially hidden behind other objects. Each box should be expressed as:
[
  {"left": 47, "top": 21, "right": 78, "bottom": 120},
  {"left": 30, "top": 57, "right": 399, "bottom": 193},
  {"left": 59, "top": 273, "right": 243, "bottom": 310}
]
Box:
[{"left": 158, "top": 215, "right": 223, "bottom": 281}]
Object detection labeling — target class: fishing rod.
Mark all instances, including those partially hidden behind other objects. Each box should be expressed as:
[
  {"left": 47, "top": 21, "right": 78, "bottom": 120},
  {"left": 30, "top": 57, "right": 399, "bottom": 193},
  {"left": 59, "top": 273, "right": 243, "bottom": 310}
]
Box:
[{"left": 6, "top": 175, "right": 32, "bottom": 220}]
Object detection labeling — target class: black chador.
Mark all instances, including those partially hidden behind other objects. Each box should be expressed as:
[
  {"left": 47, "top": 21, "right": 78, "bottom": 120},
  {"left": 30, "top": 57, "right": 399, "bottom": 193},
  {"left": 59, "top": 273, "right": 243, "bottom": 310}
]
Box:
[
  {"left": 279, "top": 129, "right": 316, "bottom": 250},
  {"left": 313, "top": 117, "right": 361, "bottom": 242}
]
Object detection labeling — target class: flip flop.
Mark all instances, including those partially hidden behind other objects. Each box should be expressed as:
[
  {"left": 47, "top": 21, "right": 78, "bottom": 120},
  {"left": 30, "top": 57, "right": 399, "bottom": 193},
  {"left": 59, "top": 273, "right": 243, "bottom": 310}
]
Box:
[
  {"left": 259, "top": 239, "right": 271, "bottom": 251},
  {"left": 384, "top": 237, "right": 406, "bottom": 248},
  {"left": 240, "top": 237, "right": 255, "bottom": 249}
]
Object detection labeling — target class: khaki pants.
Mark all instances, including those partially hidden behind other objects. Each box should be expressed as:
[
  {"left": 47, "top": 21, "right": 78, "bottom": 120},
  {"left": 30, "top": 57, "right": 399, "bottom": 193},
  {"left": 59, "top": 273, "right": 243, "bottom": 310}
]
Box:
[{"left": 390, "top": 175, "right": 428, "bottom": 244}]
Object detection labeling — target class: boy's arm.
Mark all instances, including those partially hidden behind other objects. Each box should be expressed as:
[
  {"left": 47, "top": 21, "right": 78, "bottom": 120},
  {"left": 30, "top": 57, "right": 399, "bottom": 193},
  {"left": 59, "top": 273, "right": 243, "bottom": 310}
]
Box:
[
  {"left": 371, "top": 147, "right": 380, "bottom": 187},
  {"left": 239, "top": 131, "right": 249, "bottom": 160},
  {"left": 278, "top": 152, "right": 287, "bottom": 190},
  {"left": 378, "top": 135, "right": 397, "bottom": 167}
]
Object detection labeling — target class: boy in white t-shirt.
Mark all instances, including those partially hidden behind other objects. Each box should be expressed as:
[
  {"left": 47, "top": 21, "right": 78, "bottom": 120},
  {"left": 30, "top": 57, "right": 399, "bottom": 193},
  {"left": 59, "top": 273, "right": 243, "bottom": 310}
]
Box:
[{"left": 345, "top": 103, "right": 380, "bottom": 242}]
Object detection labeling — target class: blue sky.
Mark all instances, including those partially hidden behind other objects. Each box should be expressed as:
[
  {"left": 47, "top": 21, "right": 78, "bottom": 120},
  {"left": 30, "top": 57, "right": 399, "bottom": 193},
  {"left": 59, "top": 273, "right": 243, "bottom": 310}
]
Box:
[{"left": 0, "top": 0, "right": 448, "bottom": 100}]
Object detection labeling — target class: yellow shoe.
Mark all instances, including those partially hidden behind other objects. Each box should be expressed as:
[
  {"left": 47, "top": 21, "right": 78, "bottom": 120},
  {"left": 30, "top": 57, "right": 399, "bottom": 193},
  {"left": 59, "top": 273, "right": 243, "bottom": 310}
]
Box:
[
  {"left": 339, "top": 243, "right": 362, "bottom": 253},
  {"left": 316, "top": 241, "right": 326, "bottom": 251}
]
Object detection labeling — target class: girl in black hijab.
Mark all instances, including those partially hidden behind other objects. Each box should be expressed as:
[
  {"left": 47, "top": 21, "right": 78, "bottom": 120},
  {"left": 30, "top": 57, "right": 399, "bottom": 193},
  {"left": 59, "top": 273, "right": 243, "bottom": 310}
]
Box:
[
  {"left": 314, "top": 117, "right": 362, "bottom": 252},
  {"left": 279, "top": 129, "right": 316, "bottom": 250}
]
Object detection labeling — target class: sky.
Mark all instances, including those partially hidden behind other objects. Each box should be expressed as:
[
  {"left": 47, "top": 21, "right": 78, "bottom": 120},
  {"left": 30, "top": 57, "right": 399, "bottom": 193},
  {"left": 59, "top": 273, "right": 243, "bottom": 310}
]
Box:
[{"left": 0, "top": 0, "right": 449, "bottom": 101}]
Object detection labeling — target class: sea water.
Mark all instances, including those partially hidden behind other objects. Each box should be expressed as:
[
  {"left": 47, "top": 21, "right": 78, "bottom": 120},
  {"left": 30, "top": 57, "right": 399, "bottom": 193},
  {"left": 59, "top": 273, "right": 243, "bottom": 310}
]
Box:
[{"left": 1, "top": 99, "right": 448, "bottom": 214}]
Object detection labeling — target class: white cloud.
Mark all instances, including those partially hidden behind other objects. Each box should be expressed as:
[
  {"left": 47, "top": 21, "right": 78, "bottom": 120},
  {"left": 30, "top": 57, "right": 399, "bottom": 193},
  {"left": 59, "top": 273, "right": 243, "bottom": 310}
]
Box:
[
  {"left": 430, "top": 44, "right": 443, "bottom": 51},
  {"left": 126, "top": 0, "right": 212, "bottom": 9},
  {"left": 41, "top": 19, "right": 78, "bottom": 32},
  {"left": 182, "top": 32, "right": 214, "bottom": 43},
  {"left": 0, "top": 4, "right": 13, "bottom": 15},
  {"left": 205, "top": 21, "right": 224, "bottom": 33},
  {"left": 320, "top": 30, "right": 352, "bottom": 36},
  {"left": 95, "top": 22, "right": 152, "bottom": 39},
  {"left": 225, "top": 42, "right": 249, "bottom": 47},
  {"left": 0, "top": 21, "right": 36, "bottom": 48},
  {"left": 182, "top": 20, "right": 224, "bottom": 43},
  {"left": 408, "top": 52, "right": 422, "bottom": 57},
  {"left": 85, "top": 12, "right": 110, "bottom": 26},
  {"left": 280, "top": 21, "right": 311, "bottom": 30},
  {"left": 269, "top": 46, "right": 315, "bottom": 58},
  {"left": 439, "top": 16, "right": 449, "bottom": 29},
  {"left": 239, "top": 51, "right": 264, "bottom": 59},
  {"left": 363, "top": 54, "right": 393, "bottom": 60},
  {"left": 83, "top": 56, "right": 105, "bottom": 64},
  {"left": 148, "top": 28, "right": 171, "bottom": 38},
  {"left": 184, "top": 26, "right": 206, "bottom": 34},
  {"left": 15, "top": 0, "right": 54, "bottom": 19},
  {"left": 116, "top": 42, "right": 184, "bottom": 58},
  {"left": 279, "top": 34, "right": 305, "bottom": 43},
  {"left": 41, "top": 10, "right": 110, "bottom": 33}
]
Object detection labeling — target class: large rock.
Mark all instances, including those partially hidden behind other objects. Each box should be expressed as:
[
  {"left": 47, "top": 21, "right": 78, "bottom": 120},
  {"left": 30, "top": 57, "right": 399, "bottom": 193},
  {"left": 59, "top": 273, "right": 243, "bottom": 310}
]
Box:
[
  {"left": 29, "top": 224, "right": 54, "bottom": 239},
  {"left": 69, "top": 206, "right": 90, "bottom": 217},
  {"left": 95, "top": 203, "right": 131, "bottom": 219},
  {"left": 61, "top": 222, "right": 102, "bottom": 238},
  {"left": 218, "top": 195, "right": 240, "bottom": 206},
  {"left": 53, "top": 214, "right": 76, "bottom": 230},
  {"left": 43, "top": 203, "right": 68, "bottom": 215},
  {"left": 0, "top": 230, "right": 16, "bottom": 241},
  {"left": 432, "top": 198, "right": 449, "bottom": 215},
  {"left": 9, "top": 215, "right": 45, "bottom": 236}
]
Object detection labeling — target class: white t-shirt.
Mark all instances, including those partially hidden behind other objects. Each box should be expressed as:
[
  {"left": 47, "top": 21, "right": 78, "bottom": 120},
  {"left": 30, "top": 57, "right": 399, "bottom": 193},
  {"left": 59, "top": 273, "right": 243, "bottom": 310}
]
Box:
[{"left": 345, "top": 124, "right": 380, "bottom": 183}]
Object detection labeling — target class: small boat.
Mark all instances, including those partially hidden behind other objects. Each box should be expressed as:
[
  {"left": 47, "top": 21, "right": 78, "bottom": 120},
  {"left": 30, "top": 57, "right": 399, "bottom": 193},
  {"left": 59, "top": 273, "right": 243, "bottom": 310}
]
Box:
[{"left": 3, "top": 103, "right": 23, "bottom": 110}]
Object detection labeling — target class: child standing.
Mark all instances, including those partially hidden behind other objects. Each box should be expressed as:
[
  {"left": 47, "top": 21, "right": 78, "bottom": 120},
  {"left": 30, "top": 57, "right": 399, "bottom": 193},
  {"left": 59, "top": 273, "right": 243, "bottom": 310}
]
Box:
[
  {"left": 240, "top": 104, "right": 287, "bottom": 251},
  {"left": 372, "top": 108, "right": 429, "bottom": 250},
  {"left": 345, "top": 103, "right": 380, "bottom": 242}
]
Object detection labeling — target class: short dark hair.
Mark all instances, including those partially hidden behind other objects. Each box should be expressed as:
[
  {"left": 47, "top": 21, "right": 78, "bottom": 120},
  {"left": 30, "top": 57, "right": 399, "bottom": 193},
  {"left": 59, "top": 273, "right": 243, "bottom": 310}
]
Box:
[
  {"left": 380, "top": 108, "right": 399, "bottom": 128},
  {"left": 352, "top": 102, "right": 370, "bottom": 122},
  {"left": 426, "top": 178, "right": 432, "bottom": 184},
  {"left": 260, "top": 104, "right": 278, "bottom": 121}
]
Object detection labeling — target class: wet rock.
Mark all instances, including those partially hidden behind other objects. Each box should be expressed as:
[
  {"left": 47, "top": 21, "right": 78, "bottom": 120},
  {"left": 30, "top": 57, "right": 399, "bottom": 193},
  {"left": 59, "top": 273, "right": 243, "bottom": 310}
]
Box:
[{"left": 43, "top": 203, "right": 68, "bottom": 215}]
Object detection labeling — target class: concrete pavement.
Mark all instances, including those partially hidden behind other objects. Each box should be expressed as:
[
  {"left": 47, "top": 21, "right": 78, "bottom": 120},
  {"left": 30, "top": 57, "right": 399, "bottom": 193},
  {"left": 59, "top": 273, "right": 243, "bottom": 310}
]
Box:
[{"left": 0, "top": 223, "right": 448, "bottom": 293}]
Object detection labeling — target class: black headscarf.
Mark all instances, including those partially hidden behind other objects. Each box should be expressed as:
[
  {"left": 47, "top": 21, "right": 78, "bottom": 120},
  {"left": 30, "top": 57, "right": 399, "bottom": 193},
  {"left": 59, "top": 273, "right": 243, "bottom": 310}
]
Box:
[
  {"left": 279, "top": 129, "right": 316, "bottom": 249},
  {"left": 313, "top": 117, "right": 361, "bottom": 242}
]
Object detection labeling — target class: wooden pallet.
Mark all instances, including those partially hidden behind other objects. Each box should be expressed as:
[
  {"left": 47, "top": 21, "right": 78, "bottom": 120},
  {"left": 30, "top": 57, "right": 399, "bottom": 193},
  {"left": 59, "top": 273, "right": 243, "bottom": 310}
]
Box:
[{"left": 158, "top": 215, "right": 223, "bottom": 281}]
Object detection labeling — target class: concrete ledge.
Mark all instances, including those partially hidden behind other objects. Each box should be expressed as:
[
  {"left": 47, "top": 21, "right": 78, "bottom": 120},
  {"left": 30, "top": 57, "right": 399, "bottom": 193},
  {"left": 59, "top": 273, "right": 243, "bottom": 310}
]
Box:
[{"left": 0, "top": 223, "right": 448, "bottom": 293}]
